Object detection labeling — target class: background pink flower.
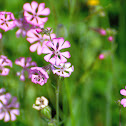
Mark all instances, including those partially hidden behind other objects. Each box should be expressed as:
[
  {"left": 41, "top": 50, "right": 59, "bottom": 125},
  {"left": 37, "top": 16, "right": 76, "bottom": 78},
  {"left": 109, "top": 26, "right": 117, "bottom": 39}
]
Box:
[
  {"left": 15, "top": 57, "right": 37, "bottom": 81},
  {"left": 0, "top": 92, "right": 20, "bottom": 122}
]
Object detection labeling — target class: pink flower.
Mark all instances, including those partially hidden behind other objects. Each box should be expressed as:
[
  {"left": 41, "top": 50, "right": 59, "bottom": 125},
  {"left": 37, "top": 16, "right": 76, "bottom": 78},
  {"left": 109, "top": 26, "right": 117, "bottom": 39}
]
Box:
[
  {"left": 15, "top": 18, "right": 35, "bottom": 38},
  {"left": 120, "top": 88, "right": 126, "bottom": 96},
  {"left": 15, "top": 57, "right": 37, "bottom": 81},
  {"left": 51, "top": 62, "right": 74, "bottom": 77},
  {"left": 121, "top": 99, "right": 126, "bottom": 107},
  {"left": 30, "top": 67, "right": 49, "bottom": 86},
  {"left": 43, "top": 38, "right": 71, "bottom": 65},
  {"left": 0, "top": 55, "right": 12, "bottom": 76},
  {"left": 120, "top": 87, "right": 126, "bottom": 107},
  {"left": 99, "top": 54, "right": 104, "bottom": 60},
  {"left": 0, "top": 12, "right": 16, "bottom": 31},
  {"left": 23, "top": 1, "right": 50, "bottom": 26},
  {"left": 99, "top": 29, "right": 106, "bottom": 36},
  {"left": 108, "top": 36, "right": 114, "bottom": 42},
  {"left": 0, "top": 92, "right": 20, "bottom": 122},
  {"left": 26, "top": 28, "right": 56, "bottom": 55}
]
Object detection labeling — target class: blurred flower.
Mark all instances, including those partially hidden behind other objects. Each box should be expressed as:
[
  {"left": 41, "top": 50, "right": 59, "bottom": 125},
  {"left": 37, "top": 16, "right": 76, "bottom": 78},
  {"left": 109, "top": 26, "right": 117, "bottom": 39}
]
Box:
[
  {"left": 33, "top": 96, "right": 48, "bottom": 110},
  {"left": 43, "top": 38, "right": 71, "bottom": 65},
  {"left": 108, "top": 36, "right": 114, "bottom": 42},
  {"left": 0, "top": 12, "right": 16, "bottom": 31},
  {"left": 15, "top": 18, "right": 35, "bottom": 38},
  {"left": 26, "top": 28, "right": 56, "bottom": 55},
  {"left": 0, "top": 33, "right": 2, "bottom": 39},
  {"left": 23, "top": 1, "right": 50, "bottom": 26},
  {"left": 51, "top": 62, "right": 74, "bottom": 77},
  {"left": 15, "top": 57, "right": 37, "bottom": 81},
  {"left": 0, "top": 89, "right": 20, "bottom": 122},
  {"left": 30, "top": 67, "right": 49, "bottom": 86},
  {"left": 91, "top": 28, "right": 106, "bottom": 36},
  {"left": 87, "top": 0, "right": 99, "bottom": 6},
  {"left": 120, "top": 87, "right": 126, "bottom": 107},
  {"left": 0, "top": 55, "right": 12, "bottom": 76},
  {"left": 99, "top": 29, "right": 106, "bottom": 36},
  {"left": 99, "top": 54, "right": 104, "bottom": 60}
]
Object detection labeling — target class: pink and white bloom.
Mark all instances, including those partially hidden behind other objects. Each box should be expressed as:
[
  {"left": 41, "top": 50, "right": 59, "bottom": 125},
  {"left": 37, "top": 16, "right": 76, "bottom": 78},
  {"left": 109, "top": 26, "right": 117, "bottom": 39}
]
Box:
[
  {"left": 0, "top": 55, "right": 12, "bottom": 76},
  {"left": 15, "top": 57, "right": 37, "bottom": 81},
  {"left": 0, "top": 12, "right": 16, "bottom": 31},
  {"left": 30, "top": 67, "right": 49, "bottom": 86},
  {"left": 0, "top": 92, "right": 20, "bottom": 122},
  {"left": 23, "top": 1, "right": 50, "bottom": 26},
  {"left": 51, "top": 62, "right": 74, "bottom": 77},
  {"left": 26, "top": 28, "right": 56, "bottom": 55},
  {"left": 43, "top": 38, "right": 71, "bottom": 65}
]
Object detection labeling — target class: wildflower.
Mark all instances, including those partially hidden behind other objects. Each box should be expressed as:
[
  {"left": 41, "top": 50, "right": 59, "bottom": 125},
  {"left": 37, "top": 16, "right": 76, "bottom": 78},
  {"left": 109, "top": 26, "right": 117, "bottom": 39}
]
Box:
[
  {"left": 91, "top": 28, "right": 106, "bottom": 36},
  {"left": 15, "top": 57, "right": 37, "bottom": 81},
  {"left": 120, "top": 87, "right": 126, "bottom": 107},
  {"left": 87, "top": 0, "right": 99, "bottom": 6},
  {"left": 23, "top": 1, "right": 50, "bottom": 26},
  {"left": 108, "top": 36, "right": 114, "bottom": 42},
  {"left": 43, "top": 37, "right": 71, "bottom": 65},
  {"left": 15, "top": 18, "right": 35, "bottom": 38},
  {"left": 0, "top": 12, "right": 16, "bottom": 31},
  {"left": 26, "top": 28, "right": 56, "bottom": 55},
  {"left": 0, "top": 91, "right": 20, "bottom": 122},
  {"left": 30, "top": 67, "right": 49, "bottom": 86},
  {"left": 99, "top": 54, "right": 104, "bottom": 60},
  {"left": 99, "top": 29, "right": 106, "bottom": 36},
  {"left": 51, "top": 62, "right": 74, "bottom": 77},
  {"left": 33, "top": 96, "right": 48, "bottom": 110},
  {"left": 0, "top": 55, "right": 12, "bottom": 76}
]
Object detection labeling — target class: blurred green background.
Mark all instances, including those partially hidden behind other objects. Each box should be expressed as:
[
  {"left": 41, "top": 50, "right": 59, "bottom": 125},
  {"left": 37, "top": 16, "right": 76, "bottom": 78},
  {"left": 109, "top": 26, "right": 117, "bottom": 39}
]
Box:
[{"left": 0, "top": 0, "right": 126, "bottom": 126}]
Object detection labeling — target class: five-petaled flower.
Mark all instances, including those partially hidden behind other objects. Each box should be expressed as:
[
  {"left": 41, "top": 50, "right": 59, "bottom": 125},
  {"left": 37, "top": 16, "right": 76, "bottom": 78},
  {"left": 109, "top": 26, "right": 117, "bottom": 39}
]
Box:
[
  {"left": 30, "top": 67, "right": 49, "bottom": 86},
  {"left": 0, "top": 55, "right": 12, "bottom": 76},
  {"left": 43, "top": 37, "right": 71, "bottom": 65},
  {"left": 15, "top": 57, "right": 37, "bottom": 81},
  {"left": 27, "top": 28, "right": 56, "bottom": 55},
  {"left": 0, "top": 89, "right": 20, "bottom": 122},
  {"left": 51, "top": 62, "right": 74, "bottom": 77},
  {"left": 23, "top": 1, "right": 50, "bottom": 26},
  {"left": 0, "top": 12, "right": 16, "bottom": 31},
  {"left": 33, "top": 96, "right": 48, "bottom": 110}
]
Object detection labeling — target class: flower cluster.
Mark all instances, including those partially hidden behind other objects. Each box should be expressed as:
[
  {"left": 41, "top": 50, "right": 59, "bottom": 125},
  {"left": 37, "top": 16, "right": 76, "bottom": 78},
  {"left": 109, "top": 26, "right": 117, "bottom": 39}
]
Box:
[
  {"left": 0, "top": 1, "right": 74, "bottom": 86},
  {"left": 0, "top": 88, "right": 20, "bottom": 122}
]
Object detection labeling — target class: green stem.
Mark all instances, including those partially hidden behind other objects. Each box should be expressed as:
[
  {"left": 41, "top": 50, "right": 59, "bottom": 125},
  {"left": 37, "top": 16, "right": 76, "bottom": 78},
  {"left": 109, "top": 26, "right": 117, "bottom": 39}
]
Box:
[{"left": 56, "top": 78, "right": 60, "bottom": 125}]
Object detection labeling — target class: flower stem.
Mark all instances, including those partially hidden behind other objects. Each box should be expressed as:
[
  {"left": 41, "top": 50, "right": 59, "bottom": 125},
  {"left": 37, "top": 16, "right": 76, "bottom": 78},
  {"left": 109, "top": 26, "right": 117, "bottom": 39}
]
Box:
[{"left": 56, "top": 77, "right": 60, "bottom": 125}]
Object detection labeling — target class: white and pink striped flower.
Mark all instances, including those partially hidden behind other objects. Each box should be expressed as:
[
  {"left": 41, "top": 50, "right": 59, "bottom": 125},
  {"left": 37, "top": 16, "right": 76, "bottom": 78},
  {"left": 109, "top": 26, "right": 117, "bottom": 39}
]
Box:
[{"left": 23, "top": 1, "right": 50, "bottom": 26}]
